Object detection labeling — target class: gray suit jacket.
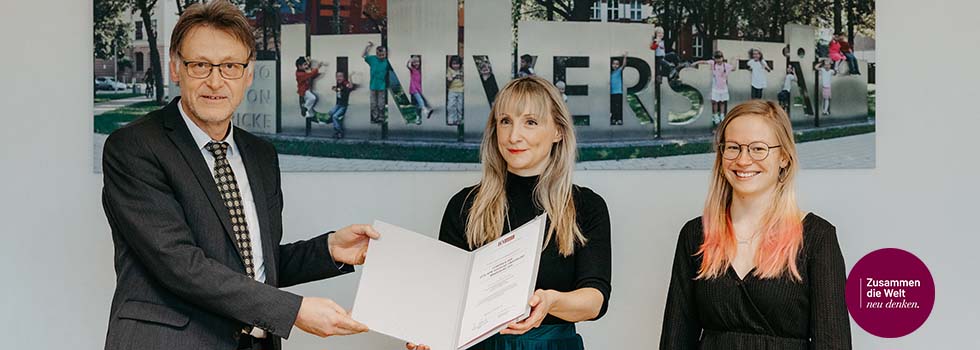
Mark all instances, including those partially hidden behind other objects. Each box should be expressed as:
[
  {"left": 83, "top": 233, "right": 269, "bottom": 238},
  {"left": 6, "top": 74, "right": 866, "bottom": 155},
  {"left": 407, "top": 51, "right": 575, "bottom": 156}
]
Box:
[{"left": 102, "top": 98, "right": 351, "bottom": 350}]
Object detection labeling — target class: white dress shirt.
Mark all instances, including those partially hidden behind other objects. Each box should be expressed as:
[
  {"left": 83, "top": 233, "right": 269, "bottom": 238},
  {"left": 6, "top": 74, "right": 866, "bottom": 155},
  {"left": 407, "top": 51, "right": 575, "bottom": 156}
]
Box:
[{"left": 179, "top": 103, "right": 268, "bottom": 338}]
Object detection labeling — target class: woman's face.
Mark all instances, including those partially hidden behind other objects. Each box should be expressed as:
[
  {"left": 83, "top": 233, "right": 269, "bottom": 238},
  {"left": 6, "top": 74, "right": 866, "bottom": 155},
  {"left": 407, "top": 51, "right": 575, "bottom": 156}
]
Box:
[
  {"left": 495, "top": 101, "right": 562, "bottom": 176},
  {"left": 721, "top": 114, "right": 788, "bottom": 199}
]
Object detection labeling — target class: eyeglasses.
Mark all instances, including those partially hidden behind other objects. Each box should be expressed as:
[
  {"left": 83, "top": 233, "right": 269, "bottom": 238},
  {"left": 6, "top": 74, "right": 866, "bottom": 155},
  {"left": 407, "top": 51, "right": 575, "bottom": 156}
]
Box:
[
  {"left": 180, "top": 58, "right": 249, "bottom": 79},
  {"left": 720, "top": 141, "right": 781, "bottom": 161}
]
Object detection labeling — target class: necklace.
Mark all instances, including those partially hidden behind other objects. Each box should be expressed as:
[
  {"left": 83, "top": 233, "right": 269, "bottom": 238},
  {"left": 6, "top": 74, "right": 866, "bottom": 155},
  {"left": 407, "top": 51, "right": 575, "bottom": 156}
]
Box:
[{"left": 737, "top": 231, "right": 761, "bottom": 245}]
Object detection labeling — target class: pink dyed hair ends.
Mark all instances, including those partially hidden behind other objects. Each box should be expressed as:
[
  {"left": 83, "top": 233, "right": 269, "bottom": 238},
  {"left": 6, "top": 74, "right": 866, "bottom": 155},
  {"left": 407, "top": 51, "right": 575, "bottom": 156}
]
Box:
[{"left": 696, "top": 100, "right": 804, "bottom": 281}]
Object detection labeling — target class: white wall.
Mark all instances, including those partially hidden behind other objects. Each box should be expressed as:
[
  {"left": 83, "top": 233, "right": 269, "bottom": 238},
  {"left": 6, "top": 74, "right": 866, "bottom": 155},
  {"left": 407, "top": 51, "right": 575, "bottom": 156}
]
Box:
[{"left": 1, "top": 0, "right": 978, "bottom": 348}]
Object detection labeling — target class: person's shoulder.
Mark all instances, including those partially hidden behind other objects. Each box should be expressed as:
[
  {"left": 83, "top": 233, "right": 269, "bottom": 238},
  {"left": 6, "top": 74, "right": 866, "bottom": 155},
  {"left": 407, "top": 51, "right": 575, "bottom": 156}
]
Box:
[
  {"left": 680, "top": 216, "right": 704, "bottom": 238},
  {"left": 670, "top": 216, "right": 704, "bottom": 249},
  {"left": 803, "top": 212, "right": 836, "bottom": 236},
  {"left": 801, "top": 212, "right": 841, "bottom": 252},
  {"left": 572, "top": 184, "right": 607, "bottom": 207},
  {"left": 448, "top": 184, "right": 479, "bottom": 208},
  {"left": 234, "top": 127, "right": 276, "bottom": 156},
  {"left": 572, "top": 185, "right": 609, "bottom": 221}
]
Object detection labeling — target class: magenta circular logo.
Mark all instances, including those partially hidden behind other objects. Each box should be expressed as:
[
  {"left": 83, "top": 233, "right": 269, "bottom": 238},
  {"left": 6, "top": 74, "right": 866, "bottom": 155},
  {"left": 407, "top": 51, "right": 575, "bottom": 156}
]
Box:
[{"left": 845, "top": 248, "right": 934, "bottom": 338}]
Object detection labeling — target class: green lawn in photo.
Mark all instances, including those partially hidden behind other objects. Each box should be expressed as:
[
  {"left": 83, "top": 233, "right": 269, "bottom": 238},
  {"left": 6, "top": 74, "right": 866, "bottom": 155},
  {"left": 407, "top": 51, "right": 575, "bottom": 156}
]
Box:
[{"left": 94, "top": 101, "right": 161, "bottom": 134}]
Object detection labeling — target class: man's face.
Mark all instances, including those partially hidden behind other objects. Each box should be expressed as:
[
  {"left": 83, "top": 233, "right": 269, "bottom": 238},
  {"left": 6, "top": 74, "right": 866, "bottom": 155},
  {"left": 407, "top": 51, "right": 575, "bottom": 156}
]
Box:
[{"left": 169, "top": 25, "right": 253, "bottom": 127}]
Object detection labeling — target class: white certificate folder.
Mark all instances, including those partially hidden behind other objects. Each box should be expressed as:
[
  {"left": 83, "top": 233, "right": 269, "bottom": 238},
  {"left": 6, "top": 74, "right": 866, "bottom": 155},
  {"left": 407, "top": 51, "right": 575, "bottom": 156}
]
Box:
[{"left": 352, "top": 215, "right": 547, "bottom": 350}]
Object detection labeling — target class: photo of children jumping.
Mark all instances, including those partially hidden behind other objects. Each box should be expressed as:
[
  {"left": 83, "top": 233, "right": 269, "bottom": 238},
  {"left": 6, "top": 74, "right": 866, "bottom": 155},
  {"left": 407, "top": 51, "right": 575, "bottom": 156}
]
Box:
[{"left": 93, "top": 0, "right": 876, "bottom": 172}]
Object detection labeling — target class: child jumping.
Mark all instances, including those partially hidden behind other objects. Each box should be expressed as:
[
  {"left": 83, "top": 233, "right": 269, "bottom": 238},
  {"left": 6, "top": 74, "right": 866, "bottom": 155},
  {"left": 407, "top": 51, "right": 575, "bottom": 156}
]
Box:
[
  {"left": 446, "top": 55, "right": 464, "bottom": 125},
  {"left": 778, "top": 65, "right": 797, "bottom": 113},
  {"left": 747, "top": 48, "right": 772, "bottom": 99},
  {"left": 363, "top": 41, "right": 390, "bottom": 123},
  {"left": 651, "top": 27, "right": 667, "bottom": 79},
  {"left": 295, "top": 56, "right": 324, "bottom": 119},
  {"left": 328, "top": 71, "right": 353, "bottom": 139},
  {"left": 692, "top": 50, "right": 735, "bottom": 126},
  {"left": 407, "top": 55, "right": 433, "bottom": 122},
  {"left": 610, "top": 52, "right": 627, "bottom": 125},
  {"left": 815, "top": 59, "right": 837, "bottom": 115}
]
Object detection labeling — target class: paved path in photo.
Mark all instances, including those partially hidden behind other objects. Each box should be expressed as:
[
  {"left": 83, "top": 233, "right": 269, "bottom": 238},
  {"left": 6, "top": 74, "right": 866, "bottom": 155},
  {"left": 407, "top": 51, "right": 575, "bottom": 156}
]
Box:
[
  {"left": 93, "top": 96, "right": 151, "bottom": 116},
  {"left": 273, "top": 133, "right": 875, "bottom": 172},
  {"left": 95, "top": 128, "right": 874, "bottom": 172}
]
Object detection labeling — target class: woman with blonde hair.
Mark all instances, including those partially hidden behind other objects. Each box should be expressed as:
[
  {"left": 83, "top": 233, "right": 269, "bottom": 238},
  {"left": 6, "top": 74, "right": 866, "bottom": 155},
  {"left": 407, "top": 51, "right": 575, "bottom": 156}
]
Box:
[
  {"left": 412, "top": 76, "right": 611, "bottom": 350},
  {"left": 660, "top": 100, "right": 851, "bottom": 349}
]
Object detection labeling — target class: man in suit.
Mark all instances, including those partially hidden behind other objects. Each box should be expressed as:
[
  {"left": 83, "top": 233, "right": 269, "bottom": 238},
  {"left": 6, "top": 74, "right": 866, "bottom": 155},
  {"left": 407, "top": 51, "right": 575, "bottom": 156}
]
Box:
[{"left": 102, "top": 2, "right": 373, "bottom": 349}]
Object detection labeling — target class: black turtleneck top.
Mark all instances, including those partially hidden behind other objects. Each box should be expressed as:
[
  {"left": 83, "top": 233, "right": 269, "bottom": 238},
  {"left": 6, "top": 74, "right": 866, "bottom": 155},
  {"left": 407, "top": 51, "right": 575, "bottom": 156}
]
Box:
[{"left": 438, "top": 172, "right": 612, "bottom": 324}]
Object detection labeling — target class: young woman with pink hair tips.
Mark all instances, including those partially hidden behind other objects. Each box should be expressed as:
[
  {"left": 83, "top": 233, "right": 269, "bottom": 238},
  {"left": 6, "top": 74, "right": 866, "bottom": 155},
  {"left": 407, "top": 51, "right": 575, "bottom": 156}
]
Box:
[{"left": 660, "top": 100, "right": 852, "bottom": 349}]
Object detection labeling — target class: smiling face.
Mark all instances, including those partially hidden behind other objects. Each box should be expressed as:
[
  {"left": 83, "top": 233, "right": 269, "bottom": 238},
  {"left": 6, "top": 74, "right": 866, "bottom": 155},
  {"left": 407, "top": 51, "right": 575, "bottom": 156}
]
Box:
[
  {"left": 335, "top": 71, "right": 346, "bottom": 83},
  {"left": 410, "top": 56, "right": 421, "bottom": 68},
  {"left": 721, "top": 114, "right": 788, "bottom": 199},
  {"left": 494, "top": 95, "right": 562, "bottom": 176},
  {"left": 751, "top": 50, "right": 762, "bottom": 60},
  {"left": 611, "top": 59, "right": 621, "bottom": 70},
  {"left": 169, "top": 25, "right": 253, "bottom": 128},
  {"left": 376, "top": 46, "right": 388, "bottom": 59}
]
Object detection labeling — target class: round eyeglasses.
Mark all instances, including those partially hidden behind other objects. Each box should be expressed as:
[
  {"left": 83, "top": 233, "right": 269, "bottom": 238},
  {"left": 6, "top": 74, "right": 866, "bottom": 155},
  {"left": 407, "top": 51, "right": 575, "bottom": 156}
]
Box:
[{"left": 720, "top": 141, "right": 781, "bottom": 161}]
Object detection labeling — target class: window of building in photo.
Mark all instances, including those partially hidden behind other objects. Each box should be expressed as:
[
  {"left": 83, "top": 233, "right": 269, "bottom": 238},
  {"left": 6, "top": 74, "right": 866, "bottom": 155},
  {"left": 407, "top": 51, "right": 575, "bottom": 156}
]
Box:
[
  {"left": 607, "top": 0, "right": 620, "bottom": 21},
  {"left": 629, "top": 0, "right": 642, "bottom": 21},
  {"left": 591, "top": 0, "right": 645, "bottom": 22},
  {"left": 135, "top": 52, "right": 144, "bottom": 72},
  {"left": 692, "top": 27, "right": 703, "bottom": 58},
  {"left": 135, "top": 21, "right": 143, "bottom": 40}
]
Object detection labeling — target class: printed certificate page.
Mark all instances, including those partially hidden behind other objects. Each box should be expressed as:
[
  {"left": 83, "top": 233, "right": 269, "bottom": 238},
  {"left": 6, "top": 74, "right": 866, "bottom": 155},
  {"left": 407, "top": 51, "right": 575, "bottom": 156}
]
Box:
[{"left": 456, "top": 215, "right": 547, "bottom": 349}]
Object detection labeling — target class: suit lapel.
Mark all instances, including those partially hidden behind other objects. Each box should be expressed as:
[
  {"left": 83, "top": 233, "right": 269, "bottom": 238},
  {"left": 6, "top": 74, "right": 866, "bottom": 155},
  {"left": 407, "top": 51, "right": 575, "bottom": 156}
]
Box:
[
  {"left": 162, "top": 98, "right": 245, "bottom": 264},
  {"left": 238, "top": 136, "right": 279, "bottom": 286}
]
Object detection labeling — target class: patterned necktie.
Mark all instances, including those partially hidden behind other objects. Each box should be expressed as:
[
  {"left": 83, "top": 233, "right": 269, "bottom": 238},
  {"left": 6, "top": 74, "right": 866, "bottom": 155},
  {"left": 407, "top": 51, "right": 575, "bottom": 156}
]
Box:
[{"left": 205, "top": 141, "right": 255, "bottom": 279}]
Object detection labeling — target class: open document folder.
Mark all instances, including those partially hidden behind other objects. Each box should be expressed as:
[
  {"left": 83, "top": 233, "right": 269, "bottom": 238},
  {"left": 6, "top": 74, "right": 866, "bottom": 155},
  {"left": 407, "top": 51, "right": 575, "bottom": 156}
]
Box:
[{"left": 352, "top": 215, "right": 547, "bottom": 350}]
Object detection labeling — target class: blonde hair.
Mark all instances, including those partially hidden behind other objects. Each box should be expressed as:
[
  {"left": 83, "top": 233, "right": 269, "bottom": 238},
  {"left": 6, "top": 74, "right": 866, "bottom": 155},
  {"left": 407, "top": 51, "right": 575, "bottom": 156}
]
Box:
[
  {"left": 170, "top": 0, "right": 255, "bottom": 60},
  {"left": 465, "top": 76, "right": 585, "bottom": 256},
  {"left": 697, "top": 100, "right": 804, "bottom": 281}
]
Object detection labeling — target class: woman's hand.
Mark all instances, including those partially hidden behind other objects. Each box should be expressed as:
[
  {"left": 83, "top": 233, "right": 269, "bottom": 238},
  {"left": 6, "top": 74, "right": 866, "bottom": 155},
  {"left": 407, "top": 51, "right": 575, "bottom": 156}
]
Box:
[
  {"left": 500, "top": 289, "right": 557, "bottom": 335},
  {"left": 406, "top": 343, "right": 431, "bottom": 350}
]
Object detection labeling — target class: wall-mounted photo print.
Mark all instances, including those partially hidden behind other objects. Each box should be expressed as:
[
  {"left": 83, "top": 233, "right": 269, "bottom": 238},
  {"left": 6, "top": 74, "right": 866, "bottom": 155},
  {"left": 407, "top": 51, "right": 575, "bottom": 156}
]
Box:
[{"left": 94, "top": 0, "right": 876, "bottom": 172}]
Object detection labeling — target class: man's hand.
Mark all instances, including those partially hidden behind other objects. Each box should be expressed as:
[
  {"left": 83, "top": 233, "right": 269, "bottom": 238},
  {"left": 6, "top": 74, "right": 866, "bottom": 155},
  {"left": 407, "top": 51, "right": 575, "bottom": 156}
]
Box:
[
  {"left": 294, "top": 297, "right": 369, "bottom": 337},
  {"left": 328, "top": 224, "right": 380, "bottom": 265}
]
